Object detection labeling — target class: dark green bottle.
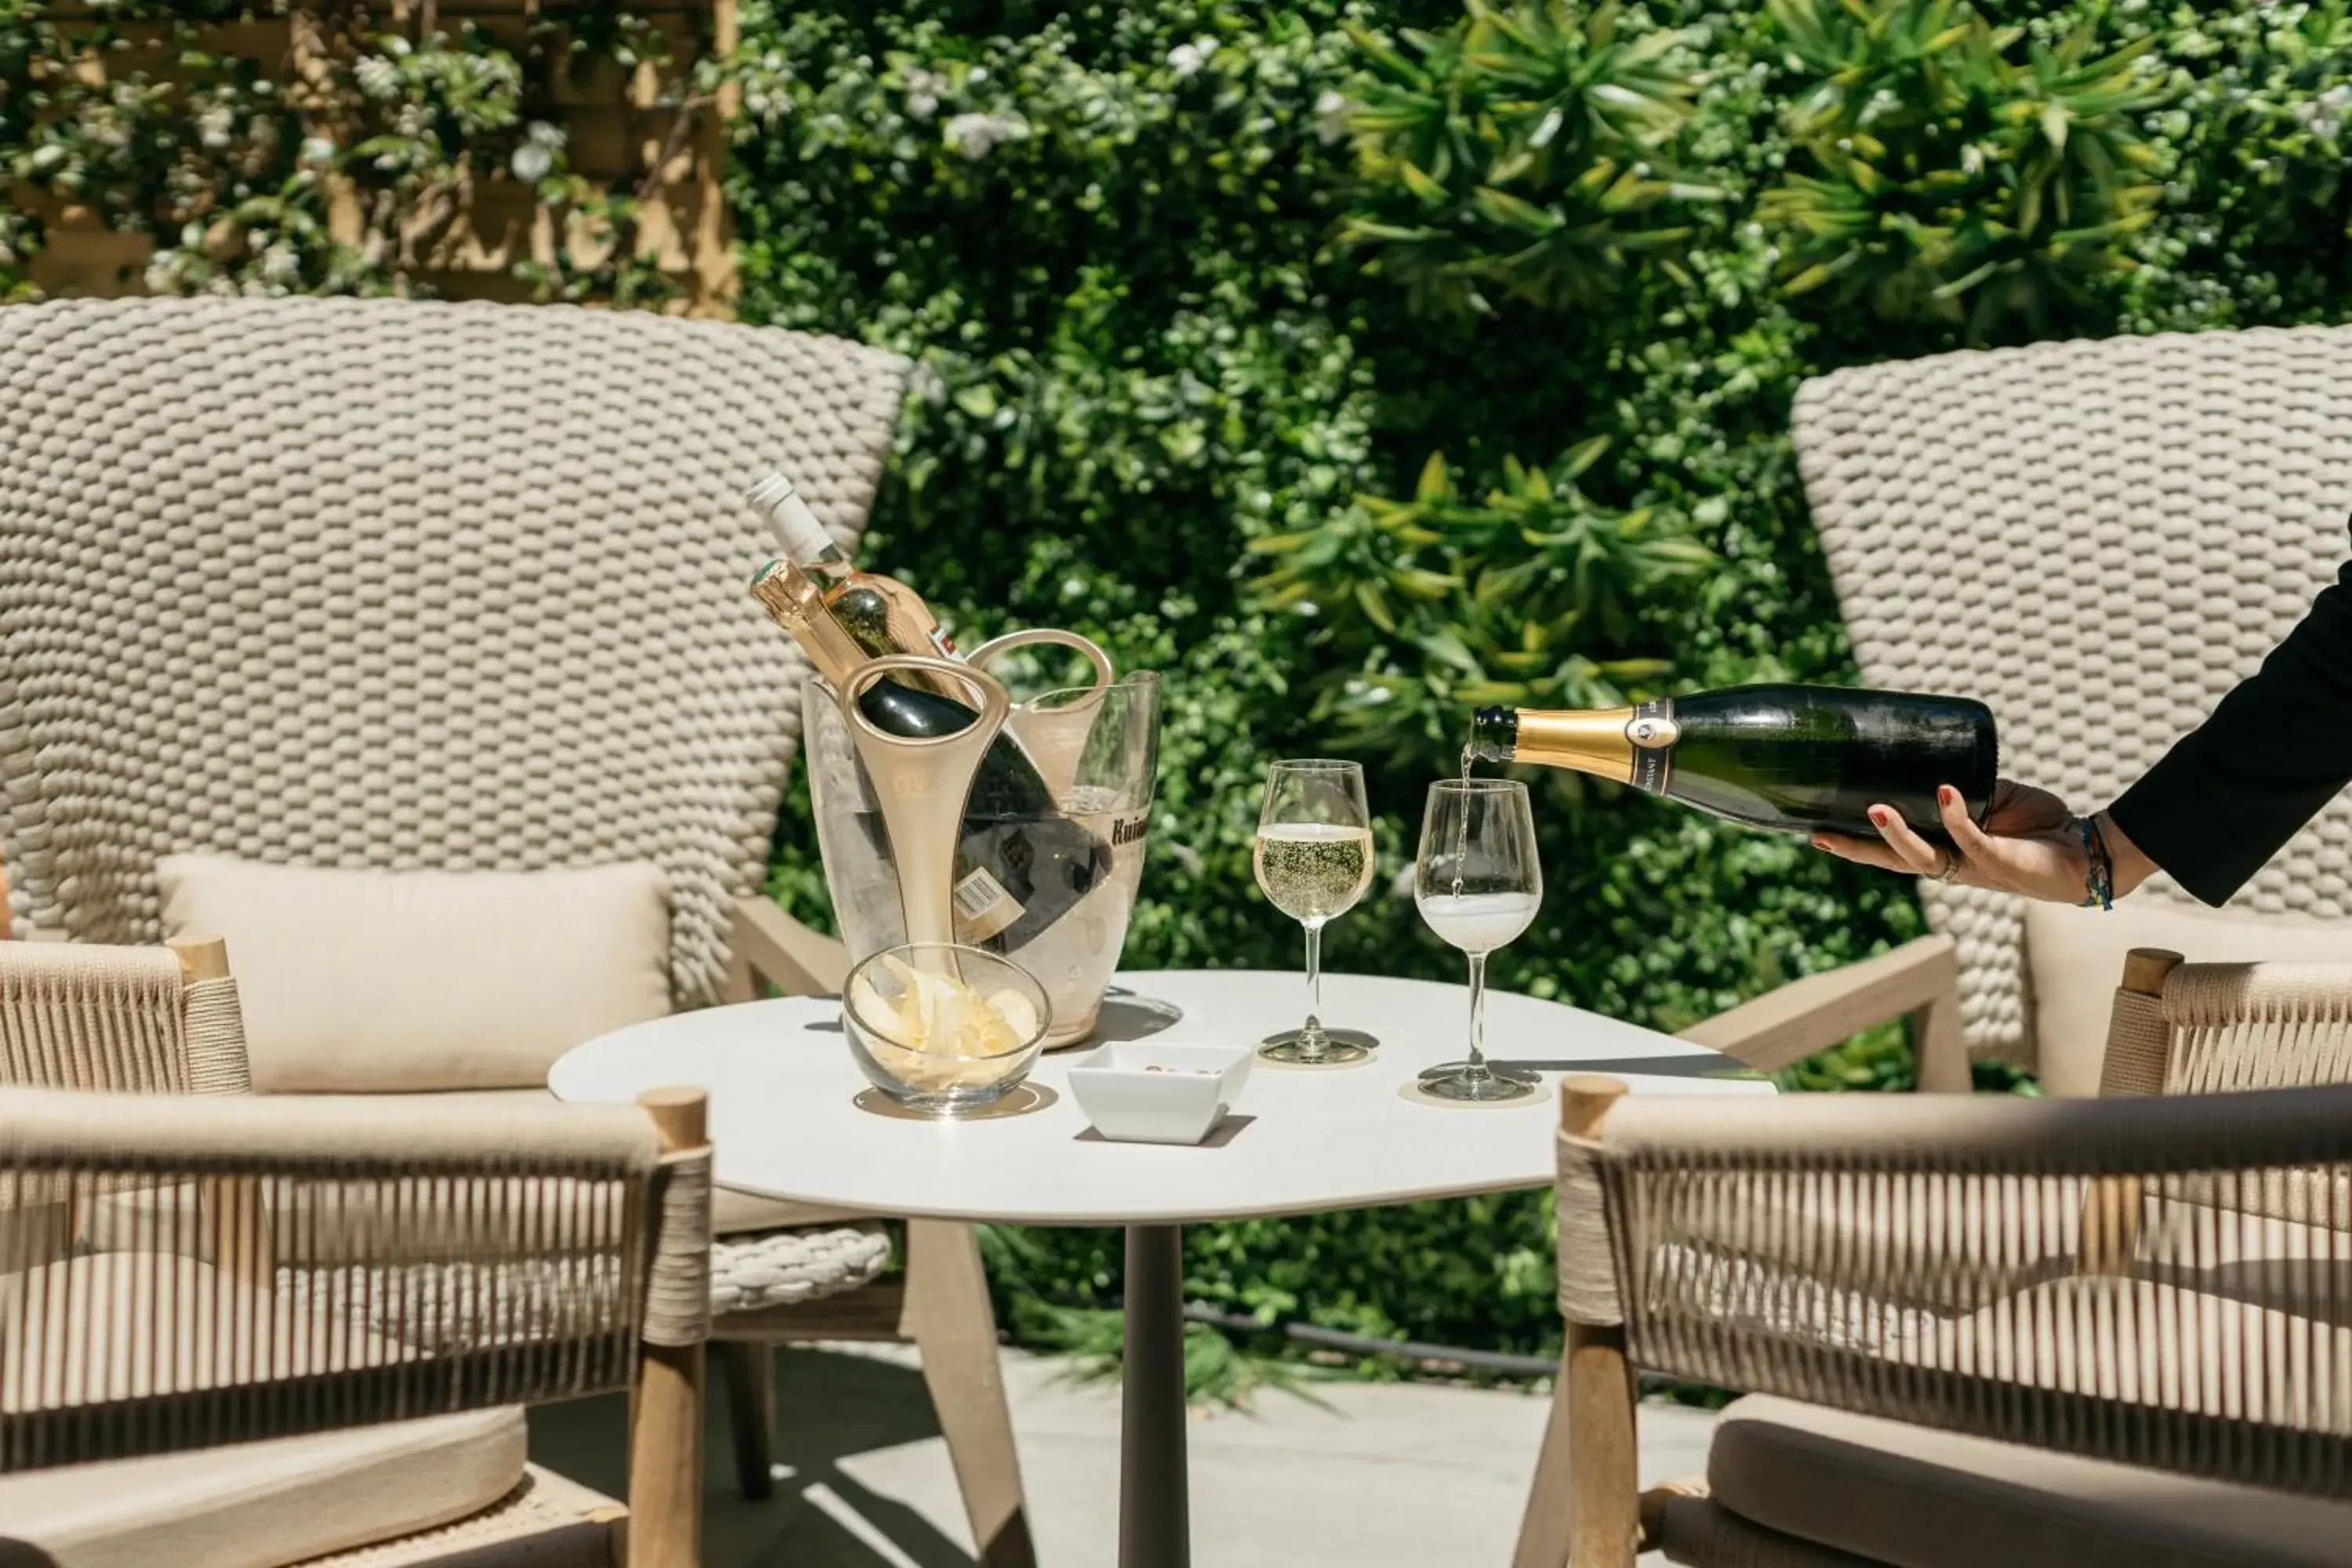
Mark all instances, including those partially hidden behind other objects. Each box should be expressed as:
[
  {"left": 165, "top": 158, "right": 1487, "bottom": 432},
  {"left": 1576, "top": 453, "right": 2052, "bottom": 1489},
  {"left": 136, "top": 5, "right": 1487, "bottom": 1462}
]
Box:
[{"left": 1468, "top": 684, "right": 1997, "bottom": 844}]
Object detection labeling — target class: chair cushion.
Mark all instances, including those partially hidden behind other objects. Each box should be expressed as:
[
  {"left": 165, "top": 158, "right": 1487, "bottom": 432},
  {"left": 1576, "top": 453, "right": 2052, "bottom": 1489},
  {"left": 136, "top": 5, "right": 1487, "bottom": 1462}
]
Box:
[
  {"left": 157, "top": 856, "right": 674, "bottom": 1092},
  {"left": 0, "top": 1408, "right": 525, "bottom": 1568},
  {"left": 2022, "top": 898, "right": 2352, "bottom": 1097},
  {"left": 1, "top": 1253, "right": 406, "bottom": 1411},
  {"left": 1704, "top": 1392, "right": 2352, "bottom": 1568}
]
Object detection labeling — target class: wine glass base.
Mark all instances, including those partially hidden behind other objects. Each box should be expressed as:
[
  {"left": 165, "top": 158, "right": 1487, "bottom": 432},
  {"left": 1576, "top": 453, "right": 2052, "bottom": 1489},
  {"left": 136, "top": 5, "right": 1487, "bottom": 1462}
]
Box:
[
  {"left": 1258, "top": 1028, "right": 1375, "bottom": 1065},
  {"left": 1417, "top": 1062, "right": 1539, "bottom": 1102}
]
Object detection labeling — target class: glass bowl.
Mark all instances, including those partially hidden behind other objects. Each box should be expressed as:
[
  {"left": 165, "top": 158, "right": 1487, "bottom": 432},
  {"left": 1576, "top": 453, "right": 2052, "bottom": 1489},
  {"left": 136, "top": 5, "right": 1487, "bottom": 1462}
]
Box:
[{"left": 842, "top": 942, "right": 1053, "bottom": 1116}]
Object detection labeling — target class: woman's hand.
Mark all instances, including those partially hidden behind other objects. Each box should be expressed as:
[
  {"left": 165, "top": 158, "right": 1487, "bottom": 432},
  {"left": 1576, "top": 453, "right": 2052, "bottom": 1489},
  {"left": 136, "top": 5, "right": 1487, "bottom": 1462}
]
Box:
[{"left": 1811, "top": 779, "right": 2122, "bottom": 903}]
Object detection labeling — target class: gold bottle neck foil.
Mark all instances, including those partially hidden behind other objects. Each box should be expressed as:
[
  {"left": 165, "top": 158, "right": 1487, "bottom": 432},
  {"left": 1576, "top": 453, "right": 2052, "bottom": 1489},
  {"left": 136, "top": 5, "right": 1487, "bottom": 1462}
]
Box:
[{"left": 1508, "top": 707, "right": 1639, "bottom": 784}]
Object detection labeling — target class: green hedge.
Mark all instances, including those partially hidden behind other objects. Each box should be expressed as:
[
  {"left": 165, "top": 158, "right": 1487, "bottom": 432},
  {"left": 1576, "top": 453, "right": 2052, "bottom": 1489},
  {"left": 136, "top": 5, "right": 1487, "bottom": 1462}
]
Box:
[{"left": 730, "top": 0, "right": 2352, "bottom": 1358}]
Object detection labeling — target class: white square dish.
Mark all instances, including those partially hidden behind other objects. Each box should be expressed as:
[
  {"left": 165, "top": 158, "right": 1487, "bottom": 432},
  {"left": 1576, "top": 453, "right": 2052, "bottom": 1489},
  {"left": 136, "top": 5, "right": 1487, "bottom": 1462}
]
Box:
[{"left": 1065, "top": 1042, "right": 1254, "bottom": 1145}]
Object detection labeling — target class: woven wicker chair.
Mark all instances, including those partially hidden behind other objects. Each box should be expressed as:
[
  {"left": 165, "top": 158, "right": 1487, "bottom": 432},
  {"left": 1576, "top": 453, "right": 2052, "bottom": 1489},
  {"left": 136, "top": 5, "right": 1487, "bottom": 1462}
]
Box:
[
  {"left": 1518, "top": 950, "right": 2352, "bottom": 1568},
  {"left": 0, "top": 296, "right": 1030, "bottom": 1563},
  {"left": 1684, "top": 326, "right": 2352, "bottom": 1096},
  {"left": 0, "top": 936, "right": 713, "bottom": 1568}
]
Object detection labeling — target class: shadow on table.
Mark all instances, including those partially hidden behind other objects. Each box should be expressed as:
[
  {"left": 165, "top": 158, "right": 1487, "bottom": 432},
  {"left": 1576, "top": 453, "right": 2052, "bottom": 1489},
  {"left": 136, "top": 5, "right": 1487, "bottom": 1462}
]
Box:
[
  {"left": 1089, "top": 990, "right": 1185, "bottom": 1044},
  {"left": 529, "top": 1345, "right": 980, "bottom": 1568},
  {"left": 1488, "top": 1053, "right": 1764, "bottom": 1080}
]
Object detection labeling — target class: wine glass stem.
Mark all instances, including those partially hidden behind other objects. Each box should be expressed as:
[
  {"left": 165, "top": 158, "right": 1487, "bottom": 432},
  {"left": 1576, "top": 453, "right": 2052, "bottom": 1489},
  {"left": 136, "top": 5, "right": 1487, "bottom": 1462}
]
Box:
[
  {"left": 1464, "top": 951, "right": 1490, "bottom": 1080},
  {"left": 1300, "top": 919, "right": 1328, "bottom": 1057}
]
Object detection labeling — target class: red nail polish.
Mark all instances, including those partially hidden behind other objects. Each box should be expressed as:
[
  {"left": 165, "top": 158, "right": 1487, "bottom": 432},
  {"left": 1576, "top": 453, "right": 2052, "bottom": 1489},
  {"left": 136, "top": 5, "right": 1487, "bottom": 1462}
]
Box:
[
  {"left": 1938, "top": 786, "right": 1955, "bottom": 806},
  {"left": 1870, "top": 808, "right": 1889, "bottom": 826}
]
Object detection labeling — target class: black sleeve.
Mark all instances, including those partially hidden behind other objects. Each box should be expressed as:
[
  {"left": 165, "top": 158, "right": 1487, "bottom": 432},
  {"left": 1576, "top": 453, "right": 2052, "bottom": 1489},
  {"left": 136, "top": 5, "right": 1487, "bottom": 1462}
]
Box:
[{"left": 2107, "top": 526, "right": 2352, "bottom": 906}]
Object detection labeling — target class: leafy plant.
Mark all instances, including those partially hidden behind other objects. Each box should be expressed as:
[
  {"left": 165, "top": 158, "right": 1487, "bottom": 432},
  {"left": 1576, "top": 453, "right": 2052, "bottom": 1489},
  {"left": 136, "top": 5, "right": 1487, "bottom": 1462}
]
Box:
[
  {"left": 1757, "top": 0, "right": 2167, "bottom": 338},
  {"left": 1338, "top": 0, "right": 1720, "bottom": 317},
  {"left": 1249, "top": 442, "right": 1714, "bottom": 763}
]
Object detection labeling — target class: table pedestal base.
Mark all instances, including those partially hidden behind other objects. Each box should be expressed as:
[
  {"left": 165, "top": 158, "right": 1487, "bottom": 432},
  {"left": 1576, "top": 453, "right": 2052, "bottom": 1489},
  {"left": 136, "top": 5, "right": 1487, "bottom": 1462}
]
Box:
[{"left": 1120, "top": 1224, "right": 1189, "bottom": 1568}]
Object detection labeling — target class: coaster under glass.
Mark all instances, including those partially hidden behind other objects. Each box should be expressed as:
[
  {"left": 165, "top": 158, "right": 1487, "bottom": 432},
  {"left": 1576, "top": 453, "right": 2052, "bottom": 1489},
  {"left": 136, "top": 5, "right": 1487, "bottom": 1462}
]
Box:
[
  {"left": 1258, "top": 1026, "right": 1377, "bottom": 1066},
  {"left": 1416, "top": 1060, "right": 1538, "bottom": 1102}
]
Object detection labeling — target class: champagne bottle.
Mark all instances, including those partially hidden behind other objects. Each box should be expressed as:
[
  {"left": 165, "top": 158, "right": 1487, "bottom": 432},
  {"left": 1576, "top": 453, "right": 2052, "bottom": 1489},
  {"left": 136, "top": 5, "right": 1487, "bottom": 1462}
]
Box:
[
  {"left": 749, "top": 560, "right": 1112, "bottom": 952},
  {"left": 1468, "top": 684, "right": 1997, "bottom": 844},
  {"left": 747, "top": 472, "right": 958, "bottom": 663}
]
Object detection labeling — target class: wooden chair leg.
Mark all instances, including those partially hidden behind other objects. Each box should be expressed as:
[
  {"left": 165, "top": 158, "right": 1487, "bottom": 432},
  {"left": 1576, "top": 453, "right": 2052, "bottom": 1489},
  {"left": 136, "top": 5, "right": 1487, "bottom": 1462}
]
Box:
[
  {"left": 719, "top": 1341, "right": 779, "bottom": 1501},
  {"left": 630, "top": 1090, "right": 709, "bottom": 1568},
  {"left": 902, "top": 1218, "right": 1035, "bottom": 1568},
  {"left": 1512, "top": 1346, "right": 1577, "bottom": 1568}
]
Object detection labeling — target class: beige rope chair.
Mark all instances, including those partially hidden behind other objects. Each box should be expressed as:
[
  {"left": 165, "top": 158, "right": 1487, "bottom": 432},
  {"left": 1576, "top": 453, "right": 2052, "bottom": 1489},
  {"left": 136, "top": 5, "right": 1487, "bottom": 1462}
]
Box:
[
  {"left": 0, "top": 296, "right": 1029, "bottom": 1561},
  {"left": 0, "top": 1087, "right": 713, "bottom": 1568},
  {"left": 1689, "top": 328, "right": 2352, "bottom": 1095},
  {"left": 0, "top": 935, "right": 711, "bottom": 1566},
  {"left": 1517, "top": 953, "right": 2352, "bottom": 1568}
]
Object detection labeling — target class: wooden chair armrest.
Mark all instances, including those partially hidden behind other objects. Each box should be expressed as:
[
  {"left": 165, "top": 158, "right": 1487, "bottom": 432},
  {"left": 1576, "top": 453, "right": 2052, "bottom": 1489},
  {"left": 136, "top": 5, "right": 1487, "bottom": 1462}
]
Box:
[
  {"left": 1674, "top": 934, "right": 1969, "bottom": 1091},
  {"left": 728, "top": 895, "right": 851, "bottom": 996}
]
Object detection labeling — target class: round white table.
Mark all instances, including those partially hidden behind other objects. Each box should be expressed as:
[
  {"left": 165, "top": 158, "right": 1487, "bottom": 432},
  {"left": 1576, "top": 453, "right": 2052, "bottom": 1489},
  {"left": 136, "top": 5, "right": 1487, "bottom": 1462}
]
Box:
[{"left": 550, "top": 968, "right": 1773, "bottom": 1568}]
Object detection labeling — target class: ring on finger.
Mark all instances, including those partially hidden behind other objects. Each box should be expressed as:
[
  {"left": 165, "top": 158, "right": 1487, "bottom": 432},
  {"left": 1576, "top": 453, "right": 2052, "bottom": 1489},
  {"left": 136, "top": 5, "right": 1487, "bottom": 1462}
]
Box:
[{"left": 1934, "top": 847, "right": 1965, "bottom": 883}]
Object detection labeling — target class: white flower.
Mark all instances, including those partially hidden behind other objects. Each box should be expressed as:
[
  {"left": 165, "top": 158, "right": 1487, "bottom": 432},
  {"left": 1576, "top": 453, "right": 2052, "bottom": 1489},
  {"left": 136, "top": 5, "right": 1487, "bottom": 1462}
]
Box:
[
  {"left": 260, "top": 245, "right": 302, "bottom": 285},
  {"left": 27, "top": 143, "right": 66, "bottom": 174},
  {"left": 1315, "top": 89, "right": 1349, "bottom": 144},
  {"left": 197, "top": 103, "right": 234, "bottom": 150},
  {"left": 510, "top": 141, "right": 554, "bottom": 182},
  {"left": 354, "top": 55, "right": 400, "bottom": 99},
  {"left": 1168, "top": 35, "right": 1219, "bottom": 80},
  {"left": 904, "top": 68, "right": 946, "bottom": 122},
  {"left": 945, "top": 111, "right": 1025, "bottom": 160},
  {"left": 299, "top": 135, "right": 336, "bottom": 167}
]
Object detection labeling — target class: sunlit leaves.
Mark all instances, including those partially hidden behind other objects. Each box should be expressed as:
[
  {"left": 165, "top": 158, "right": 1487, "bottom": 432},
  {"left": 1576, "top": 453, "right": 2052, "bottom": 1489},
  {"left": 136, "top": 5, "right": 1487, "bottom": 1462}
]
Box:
[
  {"left": 1755, "top": 0, "right": 2165, "bottom": 339},
  {"left": 1247, "top": 441, "right": 1713, "bottom": 759},
  {"left": 1337, "top": 0, "right": 1719, "bottom": 318}
]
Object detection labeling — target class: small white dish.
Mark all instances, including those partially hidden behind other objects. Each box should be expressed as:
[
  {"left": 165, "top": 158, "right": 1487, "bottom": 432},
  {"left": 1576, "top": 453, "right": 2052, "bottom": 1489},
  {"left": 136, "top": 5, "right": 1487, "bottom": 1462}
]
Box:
[{"left": 1066, "top": 1042, "right": 1254, "bottom": 1145}]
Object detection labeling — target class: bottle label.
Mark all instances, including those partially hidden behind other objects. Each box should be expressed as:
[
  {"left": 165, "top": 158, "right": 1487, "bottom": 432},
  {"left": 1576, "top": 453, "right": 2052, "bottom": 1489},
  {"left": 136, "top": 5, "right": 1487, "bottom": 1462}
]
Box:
[
  {"left": 1628, "top": 699, "right": 1674, "bottom": 795},
  {"left": 929, "top": 626, "right": 961, "bottom": 659},
  {"left": 952, "top": 866, "right": 1025, "bottom": 943}
]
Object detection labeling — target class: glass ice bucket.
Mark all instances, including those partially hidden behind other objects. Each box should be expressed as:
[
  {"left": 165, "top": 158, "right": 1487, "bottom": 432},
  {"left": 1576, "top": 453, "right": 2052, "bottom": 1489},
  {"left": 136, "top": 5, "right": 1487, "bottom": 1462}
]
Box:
[{"left": 804, "top": 632, "right": 1160, "bottom": 1050}]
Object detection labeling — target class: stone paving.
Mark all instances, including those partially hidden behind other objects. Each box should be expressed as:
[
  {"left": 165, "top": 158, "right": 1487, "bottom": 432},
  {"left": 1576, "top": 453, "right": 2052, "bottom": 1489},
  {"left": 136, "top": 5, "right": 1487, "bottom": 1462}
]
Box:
[{"left": 527, "top": 1343, "right": 1715, "bottom": 1566}]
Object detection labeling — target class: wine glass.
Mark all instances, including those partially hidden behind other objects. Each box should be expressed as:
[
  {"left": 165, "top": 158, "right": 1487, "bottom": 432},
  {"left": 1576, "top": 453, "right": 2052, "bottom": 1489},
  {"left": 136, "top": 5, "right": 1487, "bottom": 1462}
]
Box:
[
  {"left": 1414, "top": 778, "right": 1542, "bottom": 1102},
  {"left": 1254, "top": 759, "right": 1376, "bottom": 1065}
]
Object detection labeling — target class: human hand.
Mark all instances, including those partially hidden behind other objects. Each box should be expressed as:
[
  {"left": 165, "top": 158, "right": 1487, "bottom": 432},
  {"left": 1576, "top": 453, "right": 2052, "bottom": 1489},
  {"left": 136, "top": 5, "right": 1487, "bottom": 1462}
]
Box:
[{"left": 1812, "top": 779, "right": 2096, "bottom": 902}]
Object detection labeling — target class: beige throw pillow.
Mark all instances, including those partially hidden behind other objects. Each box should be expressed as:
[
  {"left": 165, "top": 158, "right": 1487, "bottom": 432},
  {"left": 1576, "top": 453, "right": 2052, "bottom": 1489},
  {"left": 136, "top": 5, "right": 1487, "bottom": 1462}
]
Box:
[
  {"left": 2023, "top": 896, "right": 2352, "bottom": 1098},
  {"left": 158, "top": 856, "right": 673, "bottom": 1093}
]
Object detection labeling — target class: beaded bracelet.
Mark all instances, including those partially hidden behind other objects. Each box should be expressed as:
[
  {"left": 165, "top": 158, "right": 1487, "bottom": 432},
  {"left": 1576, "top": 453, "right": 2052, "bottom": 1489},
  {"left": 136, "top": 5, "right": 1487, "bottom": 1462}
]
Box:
[{"left": 2079, "top": 815, "right": 2115, "bottom": 912}]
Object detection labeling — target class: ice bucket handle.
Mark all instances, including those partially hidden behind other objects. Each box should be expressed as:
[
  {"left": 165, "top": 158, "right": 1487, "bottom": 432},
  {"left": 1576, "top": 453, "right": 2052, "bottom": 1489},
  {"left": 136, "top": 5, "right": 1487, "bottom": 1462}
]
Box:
[
  {"left": 965, "top": 629, "right": 1117, "bottom": 802},
  {"left": 836, "top": 656, "right": 1013, "bottom": 951}
]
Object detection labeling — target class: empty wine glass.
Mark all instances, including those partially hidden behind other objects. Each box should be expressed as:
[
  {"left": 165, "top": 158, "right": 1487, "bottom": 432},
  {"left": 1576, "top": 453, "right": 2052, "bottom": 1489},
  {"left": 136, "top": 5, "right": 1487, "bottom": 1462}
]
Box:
[
  {"left": 1414, "top": 778, "right": 1542, "bottom": 1102},
  {"left": 1254, "top": 759, "right": 1376, "bottom": 1065}
]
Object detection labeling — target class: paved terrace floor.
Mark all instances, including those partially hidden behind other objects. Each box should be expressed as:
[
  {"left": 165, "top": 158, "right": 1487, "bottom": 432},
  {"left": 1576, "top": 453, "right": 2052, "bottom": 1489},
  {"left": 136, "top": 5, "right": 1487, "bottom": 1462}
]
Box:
[{"left": 528, "top": 1343, "right": 1715, "bottom": 1566}]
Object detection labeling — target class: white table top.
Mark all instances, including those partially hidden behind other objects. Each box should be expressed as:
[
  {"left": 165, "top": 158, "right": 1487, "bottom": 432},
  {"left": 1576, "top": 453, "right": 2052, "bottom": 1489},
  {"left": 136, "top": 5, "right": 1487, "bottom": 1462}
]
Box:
[{"left": 549, "top": 968, "right": 1773, "bottom": 1226}]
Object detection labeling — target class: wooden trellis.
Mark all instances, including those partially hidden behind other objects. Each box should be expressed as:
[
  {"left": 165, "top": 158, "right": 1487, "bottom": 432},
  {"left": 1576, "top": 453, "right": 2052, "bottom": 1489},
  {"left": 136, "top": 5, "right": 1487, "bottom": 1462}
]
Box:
[{"left": 22, "top": 1, "right": 739, "bottom": 315}]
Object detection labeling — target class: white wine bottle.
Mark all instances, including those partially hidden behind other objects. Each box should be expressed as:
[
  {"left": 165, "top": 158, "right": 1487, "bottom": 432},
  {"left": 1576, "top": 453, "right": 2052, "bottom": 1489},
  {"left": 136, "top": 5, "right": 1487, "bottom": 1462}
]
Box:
[
  {"left": 1468, "top": 684, "right": 1997, "bottom": 844},
  {"left": 748, "top": 471, "right": 958, "bottom": 666}
]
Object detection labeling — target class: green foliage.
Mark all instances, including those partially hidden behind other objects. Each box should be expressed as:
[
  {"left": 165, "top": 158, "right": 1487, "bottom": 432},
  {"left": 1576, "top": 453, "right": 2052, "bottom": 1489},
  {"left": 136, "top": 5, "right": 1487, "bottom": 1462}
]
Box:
[
  {"left": 1758, "top": 0, "right": 2167, "bottom": 337},
  {"left": 1338, "top": 0, "right": 1721, "bottom": 317}
]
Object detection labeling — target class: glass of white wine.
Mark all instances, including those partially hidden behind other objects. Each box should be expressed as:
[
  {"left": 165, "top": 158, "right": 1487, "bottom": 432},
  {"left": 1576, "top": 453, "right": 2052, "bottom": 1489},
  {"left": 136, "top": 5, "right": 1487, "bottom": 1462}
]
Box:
[
  {"left": 1254, "top": 759, "right": 1376, "bottom": 1065},
  {"left": 1414, "top": 778, "right": 1542, "bottom": 1102}
]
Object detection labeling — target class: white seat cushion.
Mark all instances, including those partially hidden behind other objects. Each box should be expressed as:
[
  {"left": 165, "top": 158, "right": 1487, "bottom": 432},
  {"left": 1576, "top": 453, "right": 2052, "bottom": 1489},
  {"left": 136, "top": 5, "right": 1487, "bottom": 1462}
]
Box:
[
  {"left": 2023, "top": 898, "right": 2352, "bottom": 1096},
  {"left": 0, "top": 1408, "right": 525, "bottom": 1568},
  {"left": 157, "top": 857, "right": 674, "bottom": 1093},
  {"left": 1698, "top": 1392, "right": 2352, "bottom": 1568}
]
